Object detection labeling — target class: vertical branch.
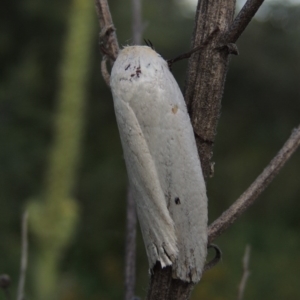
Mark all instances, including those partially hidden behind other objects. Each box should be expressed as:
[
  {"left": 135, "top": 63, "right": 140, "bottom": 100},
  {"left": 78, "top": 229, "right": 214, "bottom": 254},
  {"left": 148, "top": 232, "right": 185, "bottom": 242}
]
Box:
[
  {"left": 17, "top": 211, "right": 29, "bottom": 300},
  {"left": 185, "top": 0, "right": 237, "bottom": 179}
]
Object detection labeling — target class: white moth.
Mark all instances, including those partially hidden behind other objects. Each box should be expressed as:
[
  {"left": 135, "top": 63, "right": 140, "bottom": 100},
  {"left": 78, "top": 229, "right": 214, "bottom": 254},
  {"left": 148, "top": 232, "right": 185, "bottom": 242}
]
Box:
[{"left": 110, "top": 46, "right": 208, "bottom": 283}]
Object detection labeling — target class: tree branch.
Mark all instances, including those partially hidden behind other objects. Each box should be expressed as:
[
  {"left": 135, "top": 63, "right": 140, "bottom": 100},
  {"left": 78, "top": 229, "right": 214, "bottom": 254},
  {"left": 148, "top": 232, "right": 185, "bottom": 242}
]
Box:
[
  {"left": 95, "top": 0, "right": 119, "bottom": 59},
  {"left": 17, "top": 211, "right": 29, "bottom": 300},
  {"left": 225, "top": 0, "right": 265, "bottom": 43},
  {"left": 184, "top": 0, "right": 236, "bottom": 180},
  {"left": 94, "top": 0, "right": 119, "bottom": 84},
  {"left": 208, "top": 125, "right": 300, "bottom": 244}
]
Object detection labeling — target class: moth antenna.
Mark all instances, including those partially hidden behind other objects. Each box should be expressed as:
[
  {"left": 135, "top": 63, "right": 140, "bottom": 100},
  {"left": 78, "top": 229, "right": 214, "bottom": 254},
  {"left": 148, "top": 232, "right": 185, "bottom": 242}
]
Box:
[
  {"left": 148, "top": 39, "right": 154, "bottom": 49},
  {"left": 144, "top": 39, "right": 154, "bottom": 49}
]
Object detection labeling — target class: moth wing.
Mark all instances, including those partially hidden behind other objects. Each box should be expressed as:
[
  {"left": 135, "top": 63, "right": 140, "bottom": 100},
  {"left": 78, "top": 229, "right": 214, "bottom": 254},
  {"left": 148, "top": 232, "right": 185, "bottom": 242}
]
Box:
[
  {"left": 128, "top": 63, "right": 208, "bottom": 282},
  {"left": 113, "top": 97, "right": 178, "bottom": 268},
  {"left": 159, "top": 99, "right": 208, "bottom": 282}
]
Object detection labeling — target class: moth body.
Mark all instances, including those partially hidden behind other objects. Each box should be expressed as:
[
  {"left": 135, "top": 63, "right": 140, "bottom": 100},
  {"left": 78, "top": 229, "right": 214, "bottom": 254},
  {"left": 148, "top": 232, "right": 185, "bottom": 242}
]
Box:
[{"left": 110, "top": 46, "right": 208, "bottom": 282}]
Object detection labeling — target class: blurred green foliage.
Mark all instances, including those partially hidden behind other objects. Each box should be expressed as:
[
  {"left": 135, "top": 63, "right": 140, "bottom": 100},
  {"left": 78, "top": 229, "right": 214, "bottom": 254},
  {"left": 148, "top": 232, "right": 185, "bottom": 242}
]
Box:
[
  {"left": 0, "top": 0, "right": 299, "bottom": 299},
  {"left": 26, "top": 0, "right": 95, "bottom": 298}
]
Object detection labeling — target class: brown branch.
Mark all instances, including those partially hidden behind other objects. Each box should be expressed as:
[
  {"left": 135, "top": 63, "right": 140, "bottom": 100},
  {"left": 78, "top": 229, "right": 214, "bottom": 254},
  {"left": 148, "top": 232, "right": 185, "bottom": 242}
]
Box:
[
  {"left": 208, "top": 125, "right": 300, "bottom": 244},
  {"left": 146, "top": 263, "right": 195, "bottom": 300},
  {"left": 124, "top": 188, "right": 137, "bottom": 300},
  {"left": 17, "top": 211, "right": 29, "bottom": 300},
  {"left": 237, "top": 245, "right": 251, "bottom": 300},
  {"left": 95, "top": 0, "right": 119, "bottom": 84},
  {"left": 184, "top": 0, "right": 236, "bottom": 180},
  {"left": 225, "top": 0, "right": 265, "bottom": 43},
  {"left": 95, "top": 0, "right": 119, "bottom": 59}
]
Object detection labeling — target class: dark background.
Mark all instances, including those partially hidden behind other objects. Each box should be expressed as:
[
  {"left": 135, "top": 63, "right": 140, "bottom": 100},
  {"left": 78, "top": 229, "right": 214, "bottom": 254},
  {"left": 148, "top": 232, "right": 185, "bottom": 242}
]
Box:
[{"left": 1, "top": 0, "right": 300, "bottom": 299}]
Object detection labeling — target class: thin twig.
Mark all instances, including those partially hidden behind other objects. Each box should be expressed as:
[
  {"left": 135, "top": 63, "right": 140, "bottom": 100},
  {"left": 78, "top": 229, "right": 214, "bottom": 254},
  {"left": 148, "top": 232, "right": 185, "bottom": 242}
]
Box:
[
  {"left": 237, "top": 245, "right": 251, "bottom": 300},
  {"left": 101, "top": 56, "right": 111, "bottom": 87},
  {"left": 203, "top": 244, "right": 222, "bottom": 272},
  {"left": 124, "top": 188, "right": 137, "bottom": 300},
  {"left": 225, "top": 0, "right": 265, "bottom": 43},
  {"left": 124, "top": 2, "right": 143, "bottom": 299},
  {"left": 17, "top": 211, "right": 29, "bottom": 300},
  {"left": 131, "top": 0, "right": 142, "bottom": 45},
  {"left": 167, "top": 28, "right": 219, "bottom": 68},
  {"left": 208, "top": 125, "right": 300, "bottom": 244}
]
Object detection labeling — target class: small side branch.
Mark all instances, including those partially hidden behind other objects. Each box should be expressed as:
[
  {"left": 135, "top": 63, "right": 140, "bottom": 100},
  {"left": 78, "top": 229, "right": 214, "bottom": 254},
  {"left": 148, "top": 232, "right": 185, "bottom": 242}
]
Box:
[
  {"left": 208, "top": 125, "right": 300, "bottom": 244},
  {"left": 237, "top": 245, "right": 251, "bottom": 300},
  {"left": 203, "top": 244, "right": 222, "bottom": 272},
  {"left": 95, "top": 0, "right": 119, "bottom": 59},
  {"left": 17, "top": 211, "right": 29, "bottom": 300},
  {"left": 225, "top": 0, "right": 265, "bottom": 43},
  {"left": 95, "top": 0, "right": 119, "bottom": 84}
]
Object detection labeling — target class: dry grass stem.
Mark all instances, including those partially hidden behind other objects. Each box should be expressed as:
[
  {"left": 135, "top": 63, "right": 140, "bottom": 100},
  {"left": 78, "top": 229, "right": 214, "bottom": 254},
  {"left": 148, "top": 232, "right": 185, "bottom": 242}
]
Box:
[
  {"left": 237, "top": 245, "right": 251, "bottom": 300},
  {"left": 17, "top": 211, "right": 29, "bottom": 300}
]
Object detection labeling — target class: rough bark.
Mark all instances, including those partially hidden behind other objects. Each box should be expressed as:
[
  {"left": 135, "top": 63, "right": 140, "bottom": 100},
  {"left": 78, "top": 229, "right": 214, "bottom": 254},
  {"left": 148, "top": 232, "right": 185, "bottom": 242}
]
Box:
[{"left": 185, "top": 0, "right": 236, "bottom": 180}]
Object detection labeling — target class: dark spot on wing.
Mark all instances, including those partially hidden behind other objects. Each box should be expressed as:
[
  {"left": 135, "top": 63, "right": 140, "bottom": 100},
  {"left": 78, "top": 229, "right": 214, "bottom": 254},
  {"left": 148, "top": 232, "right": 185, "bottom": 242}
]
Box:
[
  {"left": 175, "top": 197, "right": 181, "bottom": 205},
  {"left": 125, "top": 64, "right": 130, "bottom": 70},
  {"left": 136, "top": 66, "right": 141, "bottom": 77},
  {"left": 129, "top": 65, "right": 142, "bottom": 79}
]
